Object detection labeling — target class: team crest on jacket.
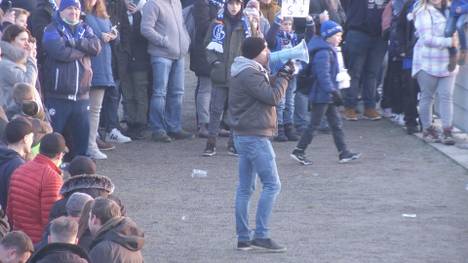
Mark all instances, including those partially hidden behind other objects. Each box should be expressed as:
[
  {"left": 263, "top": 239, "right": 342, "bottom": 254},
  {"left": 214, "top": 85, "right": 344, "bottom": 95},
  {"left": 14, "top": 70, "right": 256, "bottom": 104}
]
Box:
[{"left": 48, "top": 108, "right": 56, "bottom": 116}]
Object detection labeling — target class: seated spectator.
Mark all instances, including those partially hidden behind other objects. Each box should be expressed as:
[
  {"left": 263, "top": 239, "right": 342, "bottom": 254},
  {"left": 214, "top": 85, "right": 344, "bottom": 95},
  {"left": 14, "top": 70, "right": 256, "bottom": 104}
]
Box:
[
  {"left": 0, "top": 25, "right": 38, "bottom": 112},
  {"left": 7, "top": 132, "right": 66, "bottom": 244},
  {"left": 88, "top": 197, "right": 144, "bottom": 263},
  {"left": 48, "top": 155, "right": 125, "bottom": 221},
  {"left": 28, "top": 216, "right": 91, "bottom": 262},
  {"left": 0, "top": 231, "right": 34, "bottom": 263},
  {"left": 0, "top": 117, "right": 33, "bottom": 210}
]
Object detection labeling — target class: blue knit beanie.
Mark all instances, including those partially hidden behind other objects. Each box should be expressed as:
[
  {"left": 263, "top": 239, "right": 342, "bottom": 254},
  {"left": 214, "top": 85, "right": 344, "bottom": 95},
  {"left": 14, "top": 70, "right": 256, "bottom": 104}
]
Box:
[
  {"left": 59, "top": 0, "right": 81, "bottom": 12},
  {"left": 320, "top": 20, "right": 343, "bottom": 39}
]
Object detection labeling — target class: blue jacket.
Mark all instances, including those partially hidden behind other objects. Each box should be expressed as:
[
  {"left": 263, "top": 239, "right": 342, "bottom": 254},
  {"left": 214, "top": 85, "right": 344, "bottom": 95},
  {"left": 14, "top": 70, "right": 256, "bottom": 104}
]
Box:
[
  {"left": 42, "top": 13, "right": 101, "bottom": 101},
  {"left": 450, "top": 0, "right": 468, "bottom": 16},
  {"left": 85, "top": 14, "right": 116, "bottom": 87},
  {"left": 306, "top": 36, "right": 339, "bottom": 104},
  {"left": 0, "top": 146, "right": 25, "bottom": 210}
]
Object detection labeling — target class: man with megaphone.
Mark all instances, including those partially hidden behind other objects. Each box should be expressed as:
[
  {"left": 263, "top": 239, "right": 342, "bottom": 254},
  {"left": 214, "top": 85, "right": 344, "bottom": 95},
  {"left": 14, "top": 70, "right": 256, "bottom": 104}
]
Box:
[{"left": 227, "top": 37, "right": 294, "bottom": 252}]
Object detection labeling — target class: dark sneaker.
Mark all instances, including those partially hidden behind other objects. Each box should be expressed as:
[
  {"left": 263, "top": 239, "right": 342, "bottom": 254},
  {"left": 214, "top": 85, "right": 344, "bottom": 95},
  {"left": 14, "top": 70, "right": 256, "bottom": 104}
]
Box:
[
  {"left": 227, "top": 145, "right": 238, "bottom": 156},
  {"left": 202, "top": 142, "right": 216, "bottom": 157},
  {"left": 290, "top": 149, "right": 312, "bottom": 165},
  {"left": 251, "top": 238, "right": 286, "bottom": 253},
  {"left": 284, "top": 124, "right": 300, "bottom": 141},
  {"left": 168, "top": 130, "right": 195, "bottom": 140},
  {"left": 441, "top": 128, "right": 455, "bottom": 145},
  {"left": 274, "top": 125, "right": 288, "bottom": 142},
  {"left": 198, "top": 124, "right": 209, "bottom": 138},
  {"left": 237, "top": 241, "right": 252, "bottom": 251},
  {"left": 422, "top": 126, "right": 441, "bottom": 143},
  {"left": 152, "top": 131, "right": 172, "bottom": 143},
  {"left": 406, "top": 125, "right": 419, "bottom": 135},
  {"left": 339, "top": 151, "right": 361, "bottom": 163}
]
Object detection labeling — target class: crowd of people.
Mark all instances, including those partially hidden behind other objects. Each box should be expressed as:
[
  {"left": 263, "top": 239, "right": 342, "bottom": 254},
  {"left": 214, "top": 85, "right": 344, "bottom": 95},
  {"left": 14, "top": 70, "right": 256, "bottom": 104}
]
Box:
[{"left": 0, "top": 0, "right": 466, "bottom": 258}]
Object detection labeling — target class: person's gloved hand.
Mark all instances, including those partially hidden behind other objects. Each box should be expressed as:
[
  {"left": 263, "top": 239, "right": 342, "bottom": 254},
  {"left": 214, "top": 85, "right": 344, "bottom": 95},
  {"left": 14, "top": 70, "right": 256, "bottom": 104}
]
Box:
[
  {"left": 277, "top": 60, "right": 295, "bottom": 79},
  {"left": 331, "top": 90, "right": 344, "bottom": 106}
]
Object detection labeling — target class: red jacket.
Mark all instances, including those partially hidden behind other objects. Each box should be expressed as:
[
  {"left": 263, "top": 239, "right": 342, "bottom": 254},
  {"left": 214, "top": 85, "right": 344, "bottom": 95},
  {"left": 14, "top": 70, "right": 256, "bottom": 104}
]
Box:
[{"left": 6, "top": 154, "right": 63, "bottom": 243}]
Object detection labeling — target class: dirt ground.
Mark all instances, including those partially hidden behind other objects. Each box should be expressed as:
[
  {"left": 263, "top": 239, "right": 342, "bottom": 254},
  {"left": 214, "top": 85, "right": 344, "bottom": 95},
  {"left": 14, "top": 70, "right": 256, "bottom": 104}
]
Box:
[{"left": 98, "top": 66, "right": 468, "bottom": 263}]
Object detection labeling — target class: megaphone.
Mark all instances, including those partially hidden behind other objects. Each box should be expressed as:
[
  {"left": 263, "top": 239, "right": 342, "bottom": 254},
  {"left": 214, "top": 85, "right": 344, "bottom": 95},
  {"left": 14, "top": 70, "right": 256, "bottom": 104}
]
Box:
[{"left": 269, "top": 39, "right": 309, "bottom": 74}]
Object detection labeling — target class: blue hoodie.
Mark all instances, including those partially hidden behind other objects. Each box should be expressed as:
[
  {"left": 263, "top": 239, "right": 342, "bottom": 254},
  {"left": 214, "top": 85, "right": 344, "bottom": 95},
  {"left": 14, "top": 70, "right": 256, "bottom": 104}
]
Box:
[{"left": 306, "top": 36, "right": 339, "bottom": 104}]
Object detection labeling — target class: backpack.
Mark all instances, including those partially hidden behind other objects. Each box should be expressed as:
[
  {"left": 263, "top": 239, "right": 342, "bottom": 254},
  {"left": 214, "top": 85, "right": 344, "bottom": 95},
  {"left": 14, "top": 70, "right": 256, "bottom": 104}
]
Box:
[
  {"left": 183, "top": 4, "right": 196, "bottom": 45},
  {"left": 296, "top": 48, "right": 326, "bottom": 95}
]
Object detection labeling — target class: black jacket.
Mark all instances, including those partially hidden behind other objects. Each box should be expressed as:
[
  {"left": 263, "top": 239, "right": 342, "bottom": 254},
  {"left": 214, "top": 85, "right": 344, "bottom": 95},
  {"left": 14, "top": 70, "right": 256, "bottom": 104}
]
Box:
[
  {"left": 0, "top": 146, "right": 25, "bottom": 210},
  {"left": 28, "top": 243, "right": 90, "bottom": 263},
  {"left": 341, "top": 0, "right": 390, "bottom": 36},
  {"left": 29, "top": 0, "right": 56, "bottom": 67}
]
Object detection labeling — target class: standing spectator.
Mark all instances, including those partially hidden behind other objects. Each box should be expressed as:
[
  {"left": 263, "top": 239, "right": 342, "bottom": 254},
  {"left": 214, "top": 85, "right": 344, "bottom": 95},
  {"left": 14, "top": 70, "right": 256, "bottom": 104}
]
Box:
[
  {"left": 259, "top": 0, "right": 280, "bottom": 24},
  {"left": 0, "top": 231, "right": 34, "bottom": 263},
  {"left": 445, "top": 0, "right": 468, "bottom": 68},
  {"left": 88, "top": 197, "right": 144, "bottom": 262},
  {"left": 228, "top": 37, "right": 292, "bottom": 252},
  {"left": 309, "top": 0, "right": 346, "bottom": 26},
  {"left": 0, "top": 118, "right": 33, "bottom": 210},
  {"left": 245, "top": 0, "right": 270, "bottom": 35},
  {"left": 412, "top": 0, "right": 457, "bottom": 145},
  {"left": 41, "top": 0, "right": 101, "bottom": 159},
  {"left": 202, "top": 0, "right": 246, "bottom": 156},
  {"left": 290, "top": 21, "right": 361, "bottom": 165},
  {"left": 108, "top": 0, "right": 150, "bottom": 140},
  {"left": 341, "top": 0, "right": 389, "bottom": 121},
  {"left": 84, "top": 0, "right": 130, "bottom": 160},
  {"left": 28, "top": 217, "right": 91, "bottom": 262},
  {"left": 190, "top": 0, "right": 222, "bottom": 138},
  {"left": 141, "top": 0, "right": 193, "bottom": 142},
  {"left": 7, "top": 132, "right": 66, "bottom": 243},
  {"left": 0, "top": 25, "right": 38, "bottom": 112}
]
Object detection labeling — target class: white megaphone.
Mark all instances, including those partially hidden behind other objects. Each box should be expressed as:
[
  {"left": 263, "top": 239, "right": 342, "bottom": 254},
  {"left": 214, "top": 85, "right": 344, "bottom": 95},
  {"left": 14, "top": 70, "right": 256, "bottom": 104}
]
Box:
[{"left": 269, "top": 39, "right": 309, "bottom": 74}]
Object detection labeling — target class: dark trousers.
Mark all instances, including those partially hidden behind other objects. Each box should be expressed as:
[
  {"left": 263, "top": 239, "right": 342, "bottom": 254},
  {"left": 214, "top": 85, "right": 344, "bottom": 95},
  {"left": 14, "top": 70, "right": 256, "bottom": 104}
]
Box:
[
  {"left": 45, "top": 98, "right": 90, "bottom": 159},
  {"left": 297, "top": 103, "right": 347, "bottom": 153},
  {"left": 381, "top": 59, "right": 404, "bottom": 114},
  {"left": 100, "top": 87, "right": 120, "bottom": 132},
  {"left": 401, "top": 69, "right": 420, "bottom": 127}
]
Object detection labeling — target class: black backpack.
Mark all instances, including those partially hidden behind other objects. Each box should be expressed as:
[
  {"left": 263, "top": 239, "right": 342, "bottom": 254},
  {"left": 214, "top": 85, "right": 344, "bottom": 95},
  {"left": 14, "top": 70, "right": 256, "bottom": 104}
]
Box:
[{"left": 296, "top": 48, "right": 327, "bottom": 95}]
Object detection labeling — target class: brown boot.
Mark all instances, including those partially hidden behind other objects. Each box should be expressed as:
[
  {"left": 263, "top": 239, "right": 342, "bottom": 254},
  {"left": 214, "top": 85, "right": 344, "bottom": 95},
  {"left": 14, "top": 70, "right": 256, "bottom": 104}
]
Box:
[
  {"left": 97, "top": 137, "right": 115, "bottom": 151},
  {"left": 363, "top": 108, "right": 382, "bottom": 121},
  {"left": 343, "top": 107, "right": 358, "bottom": 121}
]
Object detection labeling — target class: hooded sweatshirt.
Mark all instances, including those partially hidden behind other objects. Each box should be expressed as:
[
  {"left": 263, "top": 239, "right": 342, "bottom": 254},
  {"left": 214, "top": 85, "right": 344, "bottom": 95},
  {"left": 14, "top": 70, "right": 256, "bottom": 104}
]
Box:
[
  {"left": 228, "top": 56, "right": 288, "bottom": 137},
  {"left": 89, "top": 217, "right": 144, "bottom": 263},
  {"left": 0, "top": 146, "right": 25, "bottom": 210}
]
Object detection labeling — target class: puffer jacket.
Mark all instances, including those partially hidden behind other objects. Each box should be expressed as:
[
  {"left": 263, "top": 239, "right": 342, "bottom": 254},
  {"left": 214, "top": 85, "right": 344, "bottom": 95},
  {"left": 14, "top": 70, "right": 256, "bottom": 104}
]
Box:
[
  {"left": 6, "top": 154, "right": 63, "bottom": 244},
  {"left": 0, "top": 41, "right": 38, "bottom": 110},
  {"left": 205, "top": 11, "right": 246, "bottom": 87},
  {"left": 42, "top": 13, "right": 101, "bottom": 101},
  {"left": 228, "top": 56, "right": 289, "bottom": 137},
  {"left": 28, "top": 242, "right": 90, "bottom": 263},
  {"left": 89, "top": 217, "right": 144, "bottom": 263},
  {"left": 306, "top": 36, "right": 339, "bottom": 104}
]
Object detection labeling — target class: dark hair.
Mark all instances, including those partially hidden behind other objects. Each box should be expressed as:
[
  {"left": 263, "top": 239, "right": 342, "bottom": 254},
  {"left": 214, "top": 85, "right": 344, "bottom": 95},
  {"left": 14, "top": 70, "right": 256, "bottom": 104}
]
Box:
[
  {"left": 91, "top": 197, "right": 121, "bottom": 225},
  {"left": 0, "top": 231, "right": 34, "bottom": 255},
  {"left": 1, "top": 24, "right": 29, "bottom": 43},
  {"left": 50, "top": 216, "right": 78, "bottom": 242}
]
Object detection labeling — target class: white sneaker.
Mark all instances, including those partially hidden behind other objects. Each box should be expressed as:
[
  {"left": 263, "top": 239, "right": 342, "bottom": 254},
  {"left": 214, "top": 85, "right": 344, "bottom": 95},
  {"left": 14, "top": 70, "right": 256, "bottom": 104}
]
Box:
[
  {"left": 87, "top": 148, "right": 108, "bottom": 160},
  {"left": 106, "top": 128, "right": 132, "bottom": 143},
  {"left": 382, "top": 108, "right": 393, "bottom": 118},
  {"left": 392, "top": 114, "right": 405, "bottom": 126}
]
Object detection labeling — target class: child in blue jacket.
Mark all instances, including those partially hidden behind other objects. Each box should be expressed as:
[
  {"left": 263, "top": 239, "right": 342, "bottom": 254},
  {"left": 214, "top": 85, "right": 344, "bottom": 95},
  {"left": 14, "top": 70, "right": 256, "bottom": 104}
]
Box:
[
  {"left": 290, "top": 20, "right": 360, "bottom": 165},
  {"left": 445, "top": 0, "right": 468, "bottom": 67}
]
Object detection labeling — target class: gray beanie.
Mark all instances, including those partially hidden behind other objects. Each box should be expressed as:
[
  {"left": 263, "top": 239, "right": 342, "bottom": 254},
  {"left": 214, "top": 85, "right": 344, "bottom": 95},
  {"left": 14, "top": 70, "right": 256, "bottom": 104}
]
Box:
[{"left": 66, "top": 192, "right": 93, "bottom": 217}]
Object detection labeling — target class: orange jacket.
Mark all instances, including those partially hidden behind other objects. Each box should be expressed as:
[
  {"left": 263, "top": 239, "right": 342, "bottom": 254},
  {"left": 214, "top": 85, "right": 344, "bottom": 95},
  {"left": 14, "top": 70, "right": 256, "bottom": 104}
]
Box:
[{"left": 7, "top": 154, "right": 63, "bottom": 243}]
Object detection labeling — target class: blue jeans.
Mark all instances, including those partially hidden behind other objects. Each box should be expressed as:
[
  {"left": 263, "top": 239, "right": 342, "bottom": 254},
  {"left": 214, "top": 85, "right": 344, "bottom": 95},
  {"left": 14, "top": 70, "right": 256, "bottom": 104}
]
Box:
[
  {"left": 276, "top": 77, "right": 296, "bottom": 125},
  {"left": 45, "top": 98, "right": 90, "bottom": 159},
  {"left": 234, "top": 136, "right": 281, "bottom": 241},
  {"left": 149, "top": 56, "right": 185, "bottom": 133},
  {"left": 344, "top": 30, "right": 387, "bottom": 109},
  {"left": 445, "top": 14, "right": 467, "bottom": 51},
  {"left": 294, "top": 92, "right": 309, "bottom": 132}
]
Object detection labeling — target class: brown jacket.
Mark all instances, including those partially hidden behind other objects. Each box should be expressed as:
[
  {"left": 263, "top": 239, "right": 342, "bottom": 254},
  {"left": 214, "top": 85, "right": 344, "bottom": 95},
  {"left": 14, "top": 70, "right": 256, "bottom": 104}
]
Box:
[
  {"left": 228, "top": 56, "right": 288, "bottom": 137},
  {"left": 260, "top": 0, "right": 281, "bottom": 24}
]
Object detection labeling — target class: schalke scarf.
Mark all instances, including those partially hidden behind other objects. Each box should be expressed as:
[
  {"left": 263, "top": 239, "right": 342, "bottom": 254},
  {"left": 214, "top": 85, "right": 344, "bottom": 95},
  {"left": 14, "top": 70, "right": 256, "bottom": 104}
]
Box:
[
  {"left": 276, "top": 31, "right": 298, "bottom": 50},
  {"left": 206, "top": 10, "right": 251, "bottom": 53}
]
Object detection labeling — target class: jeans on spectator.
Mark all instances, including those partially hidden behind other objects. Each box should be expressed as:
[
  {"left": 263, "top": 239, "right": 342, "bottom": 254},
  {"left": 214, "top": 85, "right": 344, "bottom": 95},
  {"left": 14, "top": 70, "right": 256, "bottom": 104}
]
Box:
[
  {"left": 344, "top": 30, "right": 387, "bottom": 109},
  {"left": 445, "top": 14, "right": 468, "bottom": 51},
  {"left": 297, "top": 103, "right": 347, "bottom": 153},
  {"left": 149, "top": 56, "right": 185, "bottom": 133},
  {"left": 195, "top": 76, "right": 212, "bottom": 126},
  {"left": 234, "top": 135, "right": 281, "bottom": 242},
  {"left": 120, "top": 71, "right": 149, "bottom": 126},
  {"left": 101, "top": 86, "right": 120, "bottom": 132},
  {"left": 208, "top": 85, "right": 228, "bottom": 137},
  {"left": 294, "top": 92, "right": 309, "bottom": 132},
  {"left": 276, "top": 77, "right": 296, "bottom": 125},
  {"left": 416, "top": 70, "right": 455, "bottom": 130},
  {"left": 45, "top": 98, "right": 90, "bottom": 159}
]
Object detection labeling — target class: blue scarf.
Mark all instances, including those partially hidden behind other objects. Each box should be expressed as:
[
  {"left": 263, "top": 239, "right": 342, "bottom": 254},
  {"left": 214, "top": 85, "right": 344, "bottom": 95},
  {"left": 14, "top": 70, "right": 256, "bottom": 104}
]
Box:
[
  {"left": 206, "top": 11, "right": 251, "bottom": 53},
  {"left": 208, "top": 0, "right": 225, "bottom": 8},
  {"left": 54, "top": 13, "right": 86, "bottom": 42},
  {"left": 276, "top": 31, "right": 298, "bottom": 51}
]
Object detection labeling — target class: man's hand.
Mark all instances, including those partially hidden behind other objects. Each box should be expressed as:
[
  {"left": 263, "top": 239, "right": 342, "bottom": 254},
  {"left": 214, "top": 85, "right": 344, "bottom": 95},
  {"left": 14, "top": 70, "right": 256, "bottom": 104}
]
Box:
[
  {"left": 331, "top": 90, "right": 344, "bottom": 106},
  {"left": 101, "top": 32, "right": 112, "bottom": 43},
  {"left": 319, "top": 11, "right": 329, "bottom": 23},
  {"left": 127, "top": 2, "right": 138, "bottom": 13}
]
